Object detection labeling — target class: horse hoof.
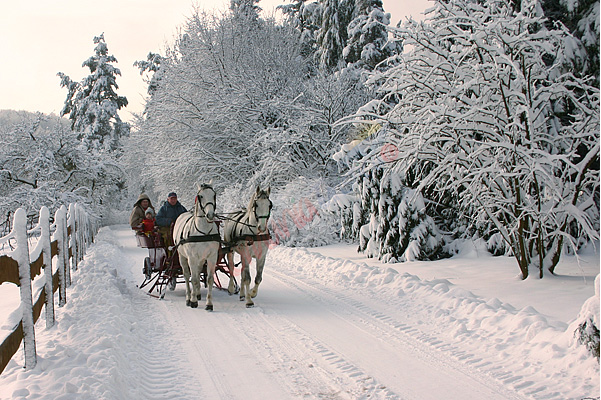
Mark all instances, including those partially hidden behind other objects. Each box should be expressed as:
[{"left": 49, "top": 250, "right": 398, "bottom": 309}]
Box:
[
  {"left": 239, "top": 296, "right": 245, "bottom": 302},
  {"left": 186, "top": 300, "right": 191, "bottom": 306},
  {"left": 205, "top": 304, "right": 213, "bottom": 311},
  {"left": 246, "top": 302, "right": 254, "bottom": 308},
  {"left": 197, "top": 294, "right": 202, "bottom": 300},
  {"left": 190, "top": 301, "right": 198, "bottom": 308}
]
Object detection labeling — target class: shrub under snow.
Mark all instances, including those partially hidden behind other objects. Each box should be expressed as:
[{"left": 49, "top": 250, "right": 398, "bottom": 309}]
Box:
[{"left": 570, "top": 274, "right": 600, "bottom": 361}]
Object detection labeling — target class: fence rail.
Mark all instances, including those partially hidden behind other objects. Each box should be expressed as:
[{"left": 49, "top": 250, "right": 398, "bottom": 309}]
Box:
[{"left": 0, "top": 203, "right": 94, "bottom": 374}]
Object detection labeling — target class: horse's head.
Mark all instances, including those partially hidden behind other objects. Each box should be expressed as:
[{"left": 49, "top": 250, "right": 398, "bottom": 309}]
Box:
[
  {"left": 195, "top": 183, "right": 216, "bottom": 223},
  {"left": 253, "top": 186, "right": 272, "bottom": 233}
]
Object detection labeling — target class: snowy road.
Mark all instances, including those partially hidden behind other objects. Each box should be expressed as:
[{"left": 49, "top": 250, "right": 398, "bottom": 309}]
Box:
[
  {"left": 161, "top": 271, "right": 517, "bottom": 399},
  {"left": 122, "top": 226, "right": 524, "bottom": 400},
  {"left": 1, "top": 224, "right": 597, "bottom": 399}
]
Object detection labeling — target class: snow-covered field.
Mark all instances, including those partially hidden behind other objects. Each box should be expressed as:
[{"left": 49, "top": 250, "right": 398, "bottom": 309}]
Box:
[{"left": 0, "top": 224, "right": 599, "bottom": 399}]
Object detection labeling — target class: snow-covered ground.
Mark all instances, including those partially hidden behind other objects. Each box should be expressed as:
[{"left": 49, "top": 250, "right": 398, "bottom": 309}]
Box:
[{"left": 0, "top": 224, "right": 599, "bottom": 399}]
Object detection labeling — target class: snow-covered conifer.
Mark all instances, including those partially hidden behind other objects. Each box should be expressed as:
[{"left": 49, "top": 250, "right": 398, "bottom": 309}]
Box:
[
  {"left": 133, "top": 52, "right": 164, "bottom": 96},
  {"left": 58, "top": 33, "right": 129, "bottom": 152},
  {"left": 343, "top": 0, "right": 400, "bottom": 69},
  {"left": 314, "top": 0, "right": 354, "bottom": 70},
  {"left": 280, "top": 0, "right": 323, "bottom": 58}
]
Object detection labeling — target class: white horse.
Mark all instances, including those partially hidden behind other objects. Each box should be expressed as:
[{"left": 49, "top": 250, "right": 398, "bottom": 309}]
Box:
[
  {"left": 223, "top": 186, "right": 272, "bottom": 308},
  {"left": 173, "top": 184, "right": 221, "bottom": 310}
]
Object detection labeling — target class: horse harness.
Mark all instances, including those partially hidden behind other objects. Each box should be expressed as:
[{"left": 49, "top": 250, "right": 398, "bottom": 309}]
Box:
[
  {"left": 221, "top": 200, "right": 272, "bottom": 246},
  {"left": 176, "top": 186, "right": 221, "bottom": 246},
  {"left": 175, "top": 187, "right": 272, "bottom": 249}
]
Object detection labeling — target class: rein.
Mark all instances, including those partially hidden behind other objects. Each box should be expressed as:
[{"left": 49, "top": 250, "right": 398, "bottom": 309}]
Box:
[{"left": 216, "top": 213, "right": 255, "bottom": 229}]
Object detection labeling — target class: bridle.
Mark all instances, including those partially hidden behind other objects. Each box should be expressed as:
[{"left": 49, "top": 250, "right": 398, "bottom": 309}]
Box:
[
  {"left": 195, "top": 190, "right": 216, "bottom": 218},
  {"left": 253, "top": 199, "right": 272, "bottom": 221},
  {"left": 191, "top": 186, "right": 217, "bottom": 235}
]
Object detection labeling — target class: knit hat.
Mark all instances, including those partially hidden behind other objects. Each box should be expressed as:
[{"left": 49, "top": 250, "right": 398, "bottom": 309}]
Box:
[{"left": 145, "top": 208, "right": 155, "bottom": 217}]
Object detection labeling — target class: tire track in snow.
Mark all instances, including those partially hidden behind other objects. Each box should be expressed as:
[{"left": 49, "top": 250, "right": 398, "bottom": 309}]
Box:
[
  {"left": 268, "top": 267, "right": 528, "bottom": 400},
  {"left": 158, "top": 290, "right": 306, "bottom": 400},
  {"left": 232, "top": 307, "right": 398, "bottom": 399}
]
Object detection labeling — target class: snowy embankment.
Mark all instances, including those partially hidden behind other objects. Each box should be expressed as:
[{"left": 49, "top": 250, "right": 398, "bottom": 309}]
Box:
[{"left": 0, "top": 225, "right": 598, "bottom": 400}]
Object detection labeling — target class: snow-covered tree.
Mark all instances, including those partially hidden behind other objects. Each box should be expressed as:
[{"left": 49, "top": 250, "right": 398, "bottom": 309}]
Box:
[
  {"left": 279, "top": 0, "right": 322, "bottom": 59},
  {"left": 126, "top": 10, "right": 308, "bottom": 198},
  {"left": 314, "top": 0, "right": 354, "bottom": 69},
  {"left": 231, "top": 0, "right": 261, "bottom": 22},
  {"left": 58, "top": 33, "right": 129, "bottom": 152},
  {"left": 344, "top": 0, "right": 599, "bottom": 278},
  {"left": 0, "top": 110, "right": 125, "bottom": 223},
  {"left": 542, "top": 0, "right": 600, "bottom": 86},
  {"left": 568, "top": 274, "right": 600, "bottom": 361},
  {"left": 127, "top": 7, "right": 368, "bottom": 206},
  {"left": 332, "top": 131, "right": 445, "bottom": 262},
  {"left": 343, "top": 0, "right": 400, "bottom": 69},
  {"left": 133, "top": 52, "right": 164, "bottom": 96}
]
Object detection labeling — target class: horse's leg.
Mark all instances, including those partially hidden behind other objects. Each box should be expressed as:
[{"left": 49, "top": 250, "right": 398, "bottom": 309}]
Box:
[
  {"left": 226, "top": 250, "right": 236, "bottom": 295},
  {"left": 189, "top": 263, "right": 201, "bottom": 309},
  {"left": 239, "top": 251, "right": 254, "bottom": 307},
  {"left": 238, "top": 262, "right": 246, "bottom": 302},
  {"left": 205, "top": 257, "right": 216, "bottom": 311},
  {"left": 250, "top": 250, "right": 267, "bottom": 299},
  {"left": 180, "top": 255, "right": 193, "bottom": 307}
]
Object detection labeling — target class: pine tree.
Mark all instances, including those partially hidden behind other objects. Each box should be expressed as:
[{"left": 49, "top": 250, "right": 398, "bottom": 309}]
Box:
[
  {"left": 343, "top": 0, "right": 400, "bottom": 69},
  {"left": 231, "top": 0, "right": 261, "bottom": 23},
  {"left": 133, "top": 52, "right": 164, "bottom": 95},
  {"left": 336, "top": 132, "right": 444, "bottom": 262},
  {"left": 58, "top": 33, "right": 129, "bottom": 152},
  {"left": 314, "top": 0, "right": 354, "bottom": 70},
  {"left": 280, "top": 0, "right": 323, "bottom": 59},
  {"left": 541, "top": 0, "right": 600, "bottom": 86}
]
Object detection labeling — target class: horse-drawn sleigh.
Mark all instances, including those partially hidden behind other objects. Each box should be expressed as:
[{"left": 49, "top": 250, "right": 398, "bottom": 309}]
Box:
[{"left": 135, "top": 184, "right": 272, "bottom": 311}]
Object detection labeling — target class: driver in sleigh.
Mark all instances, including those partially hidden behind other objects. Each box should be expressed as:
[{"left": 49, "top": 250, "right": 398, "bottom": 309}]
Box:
[{"left": 155, "top": 192, "right": 187, "bottom": 252}]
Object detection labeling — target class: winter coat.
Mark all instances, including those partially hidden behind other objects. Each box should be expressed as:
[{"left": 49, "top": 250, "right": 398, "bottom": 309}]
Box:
[
  {"left": 129, "top": 193, "right": 155, "bottom": 228},
  {"left": 155, "top": 201, "right": 187, "bottom": 227},
  {"left": 142, "top": 217, "right": 155, "bottom": 234}
]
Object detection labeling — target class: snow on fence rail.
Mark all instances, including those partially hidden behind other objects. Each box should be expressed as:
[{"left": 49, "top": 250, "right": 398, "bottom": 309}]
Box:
[{"left": 0, "top": 203, "right": 95, "bottom": 374}]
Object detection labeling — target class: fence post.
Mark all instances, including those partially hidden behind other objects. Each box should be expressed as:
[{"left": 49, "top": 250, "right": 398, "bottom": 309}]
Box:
[
  {"left": 67, "top": 204, "right": 74, "bottom": 285},
  {"left": 40, "top": 207, "right": 54, "bottom": 328},
  {"left": 14, "top": 208, "right": 37, "bottom": 370},
  {"left": 68, "top": 204, "right": 78, "bottom": 273},
  {"left": 76, "top": 204, "right": 85, "bottom": 264},
  {"left": 55, "top": 206, "right": 67, "bottom": 306}
]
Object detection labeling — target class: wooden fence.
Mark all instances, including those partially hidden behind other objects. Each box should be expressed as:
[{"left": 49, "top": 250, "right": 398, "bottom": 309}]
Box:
[{"left": 0, "top": 203, "right": 94, "bottom": 374}]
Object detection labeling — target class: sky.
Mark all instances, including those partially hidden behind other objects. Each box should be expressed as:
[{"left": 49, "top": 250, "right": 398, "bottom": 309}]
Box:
[{"left": 0, "top": 0, "right": 431, "bottom": 122}]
